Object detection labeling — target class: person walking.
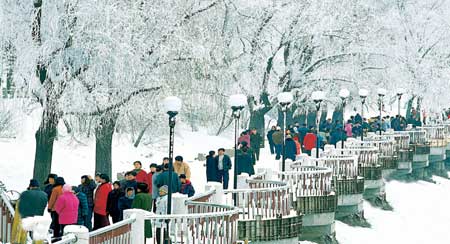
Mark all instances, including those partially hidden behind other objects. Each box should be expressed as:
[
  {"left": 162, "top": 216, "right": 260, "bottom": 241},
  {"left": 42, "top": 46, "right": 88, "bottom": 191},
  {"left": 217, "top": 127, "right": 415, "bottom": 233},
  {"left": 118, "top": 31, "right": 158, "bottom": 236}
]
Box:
[
  {"left": 250, "top": 128, "right": 263, "bottom": 161},
  {"left": 18, "top": 179, "right": 47, "bottom": 219},
  {"left": 54, "top": 184, "right": 79, "bottom": 236},
  {"left": 173, "top": 156, "right": 191, "bottom": 179},
  {"left": 179, "top": 174, "right": 195, "bottom": 197},
  {"left": 267, "top": 126, "right": 277, "bottom": 155},
  {"left": 216, "top": 148, "right": 232, "bottom": 189},
  {"left": 236, "top": 142, "right": 255, "bottom": 176},
  {"left": 205, "top": 151, "right": 219, "bottom": 182},
  {"left": 132, "top": 183, "right": 153, "bottom": 241},
  {"left": 72, "top": 186, "right": 88, "bottom": 227},
  {"left": 48, "top": 177, "right": 65, "bottom": 238},
  {"left": 272, "top": 127, "right": 284, "bottom": 160},
  {"left": 93, "top": 174, "right": 112, "bottom": 230},
  {"left": 118, "top": 187, "right": 135, "bottom": 221},
  {"left": 78, "top": 175, "right": 96, "bottom": 231},
  {"left": 107, "top": 181, "right": 124, "bottom": 223},
  {"left": 285, "top": 135, "right": 298, "bottom": 161}
]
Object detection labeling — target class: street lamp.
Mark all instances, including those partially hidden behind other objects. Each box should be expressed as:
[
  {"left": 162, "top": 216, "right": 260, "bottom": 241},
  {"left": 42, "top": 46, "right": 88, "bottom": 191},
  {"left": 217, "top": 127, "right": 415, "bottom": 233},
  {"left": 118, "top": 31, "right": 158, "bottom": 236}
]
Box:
[
  {"left": 377, "top": 88, "right": 387, "bottom": 135},
  {"left": 277, "top": 92, "right": 293, "bottom": 172},
  {"left": 229, "top": 94, "right": 247, "bottom": 205},
  {"left": 339, "top": 88, "right": 350, "bottom": 149},
  {"left": 358, "top": 88, "right": 369, "bottom": 140},
  {"left": 312, "top": 91, "right": 325, "bottom": 159},
  {"left": 396, "top": 88, "right": 405, "bottom": 117},
  {"left": 162, "top": 96, "right": 182, "bottom": 240}
]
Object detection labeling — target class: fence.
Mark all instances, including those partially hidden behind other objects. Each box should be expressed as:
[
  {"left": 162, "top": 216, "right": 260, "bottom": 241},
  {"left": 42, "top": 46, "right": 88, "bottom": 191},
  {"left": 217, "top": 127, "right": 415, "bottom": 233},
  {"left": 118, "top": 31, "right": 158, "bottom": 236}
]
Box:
[
  {"left": 88, "top": 216, "right": 135, "bottom": 244},
  {"left": 0, "top": 190, "right": 14, "bottom": 243},
  {"left": 419, "top": 126, "right": 447, "bottom": 147},
  {"left": 309, "top": 156, "right": 359, "bottom": 179},
  {"left": 280, "top": 165, "right": 333, "bottom": 198}
]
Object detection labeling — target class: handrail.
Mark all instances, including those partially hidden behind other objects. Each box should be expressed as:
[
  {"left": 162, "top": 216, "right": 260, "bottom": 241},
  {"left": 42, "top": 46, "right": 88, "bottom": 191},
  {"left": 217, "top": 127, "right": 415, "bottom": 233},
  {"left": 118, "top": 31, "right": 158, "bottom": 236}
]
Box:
[
  {"left": 334, "top": 147, "right": 380, "bottom": 167},
  {"left": 145, "top": 207, "right": 239, "bottom": 220},
  {"left": 89, "top": 214, "right": 136, "bottom": 237},
  {"left": 0, "top": 190, "right": 15, "bottom": 216},
  {"left": 307, "top": 156, "right": 359, "bottom": 179},
  {"left": 223, "top": 180, "right": 289, "bottom": 194},
  {"left": 53, "top": 233, "right": 77, "bottom": 244},
  {"left": 280, "top": 165, "right": 333, "bottom": 197},
  {"left": 185, "top": 189, "right": 215, "bottom": 203}
]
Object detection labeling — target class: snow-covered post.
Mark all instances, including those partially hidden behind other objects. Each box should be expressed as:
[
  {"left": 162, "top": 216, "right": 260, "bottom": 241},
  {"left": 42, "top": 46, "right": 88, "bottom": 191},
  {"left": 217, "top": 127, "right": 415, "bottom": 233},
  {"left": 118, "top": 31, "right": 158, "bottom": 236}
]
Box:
[
  {"left": 63, "top": 225, "right": 89, "bottom": 244},
  {"left": 205, "top": 182, "right": 224, "bottom": 204},
  {"left": 277, "top": 92, "right": 294, "bottom": 173},
  {"left": 172, "top": 193, "right": 188, "bottom": 215},
  {"left": 359, "top": 88, "right": 369, "bottom": 141},
  {"left": 339, "top": 88, "right": 350, "bottom": 149},
  {"left": 123, "top": 210, "right": 145, "bottom": 244}
]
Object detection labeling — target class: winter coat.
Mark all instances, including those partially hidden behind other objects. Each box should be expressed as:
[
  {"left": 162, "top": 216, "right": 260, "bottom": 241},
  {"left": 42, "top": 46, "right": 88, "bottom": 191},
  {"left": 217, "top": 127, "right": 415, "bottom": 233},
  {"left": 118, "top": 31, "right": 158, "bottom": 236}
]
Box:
[
  {"left": 44, "top": 184, "right": 54, "bottom": 201},
  {"left": 206, "top": 155, "right": 219, "bottom": 182},
  {"left": 303, "top": 133, "right": 317, "bottom": 151},
  {"left": 238, "top": 134, "right": 251, "bottom": 147},
  {"left": 345, "top": 123, "right": 353, "bottom": 137},
  {"left": 48, "top": 185, "right": 63, "bottom": 211},
  {"left": 151, "top": 172, "right": 161, "bottom": 199},
  {"left": 272, "top": 131, "right": 283, "bottom": 145},
  {"left": 354, "top": 114, "right": 362, "bottom": 124},
  {"left": 107, "top": 189, "right": 124, "bottom": 218},
  {"left": 118, "top": 195, "right": 134, "bottom": 216},
  {"left": 173, "top": 161, "right": 191, "bottom": 179},
  {"left": 236, "top": 148, "right": 255, "bottom": 176},
  {"left": 155, "top": 171, "right": 182, "bottom": 193},
  {"left": 132, "top": 193, "right": 152, "bottom": 238},
  {"left": 250, "top": 133, "right": 263, "bottom": 149},
  {"left": 55, "top": 192, "right": 79, "bottom": 225},
  {"left": 18, "top": 189, "right": 47, "bottom": 218},
  {"left": 352, "top": 125, "right": 363, "bottom": 137},
  {"left": 94, "top": 183, "right": 112, "bottom": 216},
  {"left": 122, "top": 180, "right": 138, "bottom": 192},
  {"left": 285, "top": 138, "right": 297, "bottom": 161},
  {"left": 146, "top": 172, "right": 154, "bottom": 194},
  {"left": 134, "top": 169, "right": 148, "bottom": 186},
  {"left": 294, "top": 139, "right": 302, "bottom": 155},
  {"left": 155, "top": 195, "right": 167, "bottom": 228},
  {"left": 267, "top": 130, "right": 276, "bottom": 143},
  {"left": 75, "top": 192, "right": 89, "bottom": 224},
  {"left": 298, "top": 126, "right": 308, "bottom": 143},
  {"left": 330, "top": 129, "right": 345, "bottom": 146},
  {"left": 216, "top": 154, "right": 232, "bottom": 171},
  {"left": 78, "top": 180, "right": 97, "bottom": 208},
  {"left": 180, "top": 180, "right": 195, "bottom": 197}
]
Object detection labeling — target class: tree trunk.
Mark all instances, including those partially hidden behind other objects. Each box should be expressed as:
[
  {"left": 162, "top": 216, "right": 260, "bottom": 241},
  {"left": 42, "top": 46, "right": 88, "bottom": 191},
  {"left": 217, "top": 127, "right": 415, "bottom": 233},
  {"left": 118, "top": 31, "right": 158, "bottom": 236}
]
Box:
[
  {"left": 33, "top": 107, "right": 59, "bottom": 185},
  {"left": 134, "top": 121, "right": 152, "bottom": 147},
  {"left": 95, "top": 111, "right": 119, "bottom": 178},
  {"left": 332, "top": 107, "right": 343, "bottom": 124},
  {"left": 248, "top": 110, "right": 266, "bottom": 136},
  {"left": 277, "top": 105, "right": 297, "bottom": 129}
]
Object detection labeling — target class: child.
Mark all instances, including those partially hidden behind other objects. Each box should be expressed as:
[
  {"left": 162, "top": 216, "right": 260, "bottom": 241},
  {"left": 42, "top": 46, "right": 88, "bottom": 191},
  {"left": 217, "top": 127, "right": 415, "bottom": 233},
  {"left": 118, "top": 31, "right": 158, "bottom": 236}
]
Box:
[
  {"left": 179, "top": 174, "right": 195, "bottom": 197},
  {"left": 118, "top": 187, "right": 135, "bottom": 221},
  {"left": 155, "top": 185, "right": 168, "bottom": 244}
]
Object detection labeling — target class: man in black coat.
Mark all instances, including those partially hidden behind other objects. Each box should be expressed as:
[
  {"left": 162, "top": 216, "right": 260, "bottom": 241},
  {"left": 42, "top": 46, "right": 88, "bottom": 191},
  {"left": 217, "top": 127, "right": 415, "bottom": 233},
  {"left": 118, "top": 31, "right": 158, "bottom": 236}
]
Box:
[
  {"left": 215, "top": 148, "right": 232, "bottom": 189},
  {"left": 266, "top": 126, "right": 277, "bottom": 155},
  {"left": 19, "top": 179, "right": 48, "bottom": 218},
  {"left": 250, "top": 128, "right": 263, "bottom": 161},
  {"left": 236, "top": 143, "right": 255, "bottom": 176},
  {"left": 43, "top": 173, "right": 57, "bottom": 200}
]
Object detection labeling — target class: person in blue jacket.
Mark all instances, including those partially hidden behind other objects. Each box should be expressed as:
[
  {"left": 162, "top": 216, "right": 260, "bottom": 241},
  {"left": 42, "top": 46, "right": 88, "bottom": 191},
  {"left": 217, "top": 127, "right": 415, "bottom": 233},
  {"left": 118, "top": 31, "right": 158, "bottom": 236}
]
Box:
[
  {"left": 285, "top": 135, "right": 298, "bottom": 161},
  {"left": 179, "top": 174, "right": 195, "bottom": 197}
]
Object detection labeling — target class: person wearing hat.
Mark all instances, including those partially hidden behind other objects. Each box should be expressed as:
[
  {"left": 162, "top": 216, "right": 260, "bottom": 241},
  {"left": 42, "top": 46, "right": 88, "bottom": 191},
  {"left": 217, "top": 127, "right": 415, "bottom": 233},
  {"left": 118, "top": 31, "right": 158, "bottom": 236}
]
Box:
[
  {"left": 173, "top": 156, "right": 191, "bottom": 179},
  {"left": 44, "top": 173, "right": 58, "bottom": 200},
  {"left": 18, "top": 179, "right": 47, "bottom": 219},
  {"left": 48, "top": 177, "right": 65, "bottom": 237},
  {"left": 155, "top": 164, "right": 181, "bottom": 194},
  {"left": 179, "top": 174, "right": 195, "bottom": 197},
  {"left": 155, "top": 185, "right": 168, "bottom": 243},
  {"left": 132, "top": 182, "right": 152, "bottom": 239},
  {"left": 146, "top": 163, "right": 158, "bottom": 196}
]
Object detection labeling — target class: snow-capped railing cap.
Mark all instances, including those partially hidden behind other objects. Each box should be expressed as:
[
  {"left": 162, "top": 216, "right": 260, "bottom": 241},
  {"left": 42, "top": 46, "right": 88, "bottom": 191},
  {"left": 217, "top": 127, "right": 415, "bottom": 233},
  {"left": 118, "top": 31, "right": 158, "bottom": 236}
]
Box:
[
  {"left": 311, "top": 90, "right": 326, "bottom": 102},
  {"left": 358, "top": 88, "right": 369, "bottom": 98},
  {"left": 277, "top": 92, "right": 294, "bottom": 104},
  {"left": 377, "top": 88, "right": 387, "bottom": 96},
  {"left": 339, "top": 88, "right": 350, "bottom": 99},
  {"left": 228, "top": 94, "right": 247, "bottom": 108},
  {"left": 163, "top": 96, "right": 182, "bottom": 112}
]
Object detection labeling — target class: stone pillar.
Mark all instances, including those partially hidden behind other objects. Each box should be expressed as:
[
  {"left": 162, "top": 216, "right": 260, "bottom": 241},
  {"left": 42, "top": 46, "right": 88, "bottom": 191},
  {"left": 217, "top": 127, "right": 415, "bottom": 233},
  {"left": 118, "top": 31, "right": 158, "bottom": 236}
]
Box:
[
  {"left": 237, "top": 173, "right": 249, "bottom": 189},
  {"left": 172, "top": 193, "right": 188, "bottom": 214},
  {"left": 63, "top": 225, "right": 89, "bottom": 244},
  {"left": 205, "top": 182, "right": 224, "bottom": 204},
  {"left": 124, "top": 209, "right": 146, "bottom": 244}
]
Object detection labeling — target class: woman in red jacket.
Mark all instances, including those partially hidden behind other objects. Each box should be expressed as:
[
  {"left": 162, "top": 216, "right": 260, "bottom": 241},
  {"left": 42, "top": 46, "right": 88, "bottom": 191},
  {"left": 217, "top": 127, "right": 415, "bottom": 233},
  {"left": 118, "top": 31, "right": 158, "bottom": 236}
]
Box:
[
  {"left": 303, "top": 130, "right": 317, "bottom": 156},
  {"left": 133, "top": 161, "right": 149, "bottom": 186},
  {"left": 93, "top": 174, "right": 112, "bottom": 230}
]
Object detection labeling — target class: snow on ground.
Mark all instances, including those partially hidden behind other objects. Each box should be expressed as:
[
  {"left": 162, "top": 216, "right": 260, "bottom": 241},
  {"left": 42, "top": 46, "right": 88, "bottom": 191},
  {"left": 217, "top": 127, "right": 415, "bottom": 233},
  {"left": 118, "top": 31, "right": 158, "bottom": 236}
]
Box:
[{"left": 2, "top": 115, "right": 450, "bottom": 243}]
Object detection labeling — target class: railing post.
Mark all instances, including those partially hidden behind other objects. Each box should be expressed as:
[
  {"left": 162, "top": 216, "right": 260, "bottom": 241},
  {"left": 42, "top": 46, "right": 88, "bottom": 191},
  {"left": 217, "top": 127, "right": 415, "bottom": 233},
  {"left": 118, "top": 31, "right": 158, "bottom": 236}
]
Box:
[
  {"left": 124, "top": 209, "right": 145, "bottom": 244},
  {"left": 63, "top": 225, "right": 89, "bottom": 244},
  {"left": 205, "top": 182, "right": 224, "bottom": 204}
]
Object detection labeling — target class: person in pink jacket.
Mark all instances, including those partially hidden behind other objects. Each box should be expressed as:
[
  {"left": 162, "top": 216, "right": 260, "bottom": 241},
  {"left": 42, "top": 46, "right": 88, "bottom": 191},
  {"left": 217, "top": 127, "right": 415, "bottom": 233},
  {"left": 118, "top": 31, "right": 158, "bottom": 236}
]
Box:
[
  {"left": 345, "top": 120, "right": 353, "bottom": 137},
  {"left": 55, "top": 184, "right": 79, "bottom": 236}
]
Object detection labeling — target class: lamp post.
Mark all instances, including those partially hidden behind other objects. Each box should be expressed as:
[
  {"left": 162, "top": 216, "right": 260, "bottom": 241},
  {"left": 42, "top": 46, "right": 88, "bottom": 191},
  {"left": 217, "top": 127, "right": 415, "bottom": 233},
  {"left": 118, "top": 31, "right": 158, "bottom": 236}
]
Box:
[
  {"left": 229, "top": 94, "right": 247, "bottom": 205},
  {"left": 396, "top": 88, "right": 405, "bottom": 117},
  {"left": 339, "top": 88, "right": 350, "bottom": 149},
  {"left": 358, "top": 89, "right": 369, "bottom": 140},
  {"left": 312, "top": 91, "right": 325, "bottom": 159},
  {"left": 377, "top": 88, "right": 387, "bottom": 135},
  {"left": 277, "top": 92, "right": 293, "bottom": 172},
  {"left": 162, "top": 96, "right": 182, "bottom": 241}
]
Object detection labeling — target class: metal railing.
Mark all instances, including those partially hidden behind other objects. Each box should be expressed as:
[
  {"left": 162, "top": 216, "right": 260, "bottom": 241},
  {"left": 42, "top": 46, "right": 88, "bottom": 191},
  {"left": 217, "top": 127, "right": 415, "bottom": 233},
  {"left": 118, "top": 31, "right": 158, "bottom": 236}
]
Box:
[
  {"left": 309, "top": 156, "right": 359, "bottom": 179},
  {"left": 88, "top": 215, "right": 135, "bottom": 244},
  {"left": 348, "top": 138, "right": 396, "bottom": 158},
  {"left": 334, "top": 146, "right": 379, "bottom": 167},
  {"left": 53, "top": 234, "right": 77, "bottom": 244},
  {"left": 397, "top": 130, "right": 427, "bottom": 145},
  {"left": 280, "top": 165, "right": 333, "bottom": 197},
  {"left": 224, "top": 180, "right": 291, "bottom": 220},
  {"left": 145, "top": 203, "right": 240, "bottom": 244},
  {"left": 419, "top": 126, "right": 447, "bottom": 147},
  {"left": 0, "top": 190, "right": 15, "bottom": 243}
]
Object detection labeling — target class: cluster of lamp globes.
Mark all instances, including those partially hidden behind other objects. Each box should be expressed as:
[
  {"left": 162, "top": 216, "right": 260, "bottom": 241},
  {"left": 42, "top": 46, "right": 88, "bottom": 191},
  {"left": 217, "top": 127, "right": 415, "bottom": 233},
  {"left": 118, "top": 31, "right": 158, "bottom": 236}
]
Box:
[{"left": 162, "top": 87, "right": 407, "bottom": 113}]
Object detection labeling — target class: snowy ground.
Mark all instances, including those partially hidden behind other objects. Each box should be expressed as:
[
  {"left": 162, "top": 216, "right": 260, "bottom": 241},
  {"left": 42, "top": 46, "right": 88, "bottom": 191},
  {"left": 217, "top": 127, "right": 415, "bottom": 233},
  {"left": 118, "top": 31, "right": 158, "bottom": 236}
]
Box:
[{"left": 1, "top": 114, "right": 450, "bottom": 243}]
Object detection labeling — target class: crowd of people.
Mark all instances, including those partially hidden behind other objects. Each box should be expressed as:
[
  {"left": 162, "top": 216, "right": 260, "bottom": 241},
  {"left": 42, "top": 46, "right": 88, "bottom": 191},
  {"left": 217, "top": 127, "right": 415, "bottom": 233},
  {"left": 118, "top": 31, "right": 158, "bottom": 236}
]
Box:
[{"left": 18, "top": 157, "right": 196, "bottom": 242}]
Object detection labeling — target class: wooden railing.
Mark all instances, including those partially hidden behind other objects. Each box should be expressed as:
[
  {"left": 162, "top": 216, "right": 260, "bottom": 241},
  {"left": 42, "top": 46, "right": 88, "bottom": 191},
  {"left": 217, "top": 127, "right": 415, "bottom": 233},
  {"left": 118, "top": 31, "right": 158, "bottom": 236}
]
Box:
[
  {"left": 309, "top": 156, "right": 359, "bottom": 179},
  {"left": 334, "top": 146, "right": 379, "bottom": 167},
  {"left": 349, "top": 138, "right": 396, "bottom": 158},
  {"left": 0, "top": 190, "right": 15, "bottom": 243},
  {"left": 88, "top": 215, "right": 135, "bottom": 244},
  {"left": 224, "top": 180, "right": 291, "bottom": 220},
  {"left": 280, "top": 166, "right": 333, "bottom": 198}
]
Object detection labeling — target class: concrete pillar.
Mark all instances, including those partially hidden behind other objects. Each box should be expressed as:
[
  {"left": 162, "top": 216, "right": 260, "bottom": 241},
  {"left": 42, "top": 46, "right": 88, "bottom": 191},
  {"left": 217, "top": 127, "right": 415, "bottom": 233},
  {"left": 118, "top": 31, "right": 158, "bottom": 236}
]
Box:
[
  {"left": 172, "top": 193, "right": 188, "bottom": 214},
  {"left": 205, "top": 182, "right": 224, "bottom": 204},
  {"left": 63, "top": 225, "right": 89, "bottom": 244},
  {"left": 124, "top": 209, "right": 146, "bottom": 244},
  {"left": 237, "top": 173, "right": 249, "bottom": 189}
]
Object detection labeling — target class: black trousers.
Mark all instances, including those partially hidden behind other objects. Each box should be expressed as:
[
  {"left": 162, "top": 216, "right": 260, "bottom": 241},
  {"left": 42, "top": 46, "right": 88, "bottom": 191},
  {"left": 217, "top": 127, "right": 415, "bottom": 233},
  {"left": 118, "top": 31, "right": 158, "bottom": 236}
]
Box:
[
  {"left": 51, "top": 211, "right": 61, "bottom": 237},
  {"left": 93, "top": 213, "right": 110, "bottom": 230}
]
